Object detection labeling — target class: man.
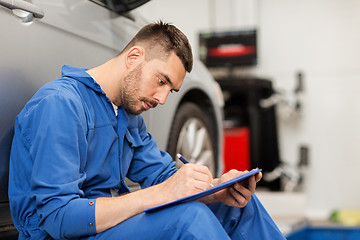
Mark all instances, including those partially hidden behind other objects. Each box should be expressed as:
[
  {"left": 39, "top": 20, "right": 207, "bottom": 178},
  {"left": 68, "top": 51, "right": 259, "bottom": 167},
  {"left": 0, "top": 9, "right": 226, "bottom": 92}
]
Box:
[{"left": 9, "top": 21, "right": 285, "bottom": 239}]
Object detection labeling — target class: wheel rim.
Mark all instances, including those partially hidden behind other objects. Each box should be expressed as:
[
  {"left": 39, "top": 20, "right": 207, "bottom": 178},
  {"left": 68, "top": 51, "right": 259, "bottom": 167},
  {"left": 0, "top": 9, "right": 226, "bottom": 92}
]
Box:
[{"left": 175, "top": 117, "right": 215, "bottom": 175}]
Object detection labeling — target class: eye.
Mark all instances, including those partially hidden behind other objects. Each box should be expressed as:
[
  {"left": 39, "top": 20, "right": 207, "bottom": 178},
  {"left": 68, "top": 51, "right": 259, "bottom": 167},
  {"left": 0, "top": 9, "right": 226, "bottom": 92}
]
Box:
[
  {"left": 158, "top": 77, "right": 165, "bottom": 86},
  {"left": 157, "top": 76, "right": 176, "bottom": 93}
]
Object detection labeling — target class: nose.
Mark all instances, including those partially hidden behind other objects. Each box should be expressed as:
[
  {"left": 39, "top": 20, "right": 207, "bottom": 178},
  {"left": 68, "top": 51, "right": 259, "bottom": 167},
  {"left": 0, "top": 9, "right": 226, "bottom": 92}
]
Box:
[{"left": 154, "top": 88, "right": 170, "bottom": 105}]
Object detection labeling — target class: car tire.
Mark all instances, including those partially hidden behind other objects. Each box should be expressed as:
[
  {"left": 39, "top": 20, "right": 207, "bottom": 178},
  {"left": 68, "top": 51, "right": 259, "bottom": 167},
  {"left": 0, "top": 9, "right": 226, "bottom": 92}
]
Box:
[{"left": 167, "top": 102, "right": 217, "bottom": 175}]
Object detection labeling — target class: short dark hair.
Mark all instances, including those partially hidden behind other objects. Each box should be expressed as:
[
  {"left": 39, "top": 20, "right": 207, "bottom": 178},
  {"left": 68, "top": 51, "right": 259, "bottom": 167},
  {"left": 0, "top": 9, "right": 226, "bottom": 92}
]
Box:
[{"left": 122, "top": 21, "right": 193, "bottom": 73}]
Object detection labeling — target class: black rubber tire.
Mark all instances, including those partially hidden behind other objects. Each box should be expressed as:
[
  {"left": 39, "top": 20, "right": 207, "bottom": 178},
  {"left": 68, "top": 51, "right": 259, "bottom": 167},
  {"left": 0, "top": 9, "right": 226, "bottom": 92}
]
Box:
[{"left": 167, "top": 102, "right": 217, "bottom": 175}]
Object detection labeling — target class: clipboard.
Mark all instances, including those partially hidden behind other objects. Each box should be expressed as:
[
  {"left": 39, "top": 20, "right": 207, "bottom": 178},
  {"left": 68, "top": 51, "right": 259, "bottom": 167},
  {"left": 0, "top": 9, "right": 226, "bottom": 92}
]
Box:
[{"left": 145, "top": 168, "right": 262, "bottom": 212}]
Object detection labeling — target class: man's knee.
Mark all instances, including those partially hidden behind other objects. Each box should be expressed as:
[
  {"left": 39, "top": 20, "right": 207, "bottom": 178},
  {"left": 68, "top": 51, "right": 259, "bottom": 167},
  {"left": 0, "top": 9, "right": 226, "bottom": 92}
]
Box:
[
  {"left": 171, "top": 202, "right": 229, "bottom": 239},
  {"left": 175, "top": 202, "right": 216, "bottom": 225}
]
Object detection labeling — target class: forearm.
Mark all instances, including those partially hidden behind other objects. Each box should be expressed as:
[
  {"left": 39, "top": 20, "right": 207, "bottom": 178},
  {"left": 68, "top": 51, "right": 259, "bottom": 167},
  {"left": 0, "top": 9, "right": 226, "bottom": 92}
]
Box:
[
  {"left": 95, "top": 184, "right": 170, "bottom": 233},
  {"left": 95, "top": 163, "right": 217, "bottom": 233}
]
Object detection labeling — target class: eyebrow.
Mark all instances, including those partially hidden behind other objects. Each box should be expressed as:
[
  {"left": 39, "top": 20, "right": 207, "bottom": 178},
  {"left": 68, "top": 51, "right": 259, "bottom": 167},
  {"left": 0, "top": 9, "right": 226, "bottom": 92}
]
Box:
[{"left": 161, "top": 73, "right": 180, "bottom": 92}]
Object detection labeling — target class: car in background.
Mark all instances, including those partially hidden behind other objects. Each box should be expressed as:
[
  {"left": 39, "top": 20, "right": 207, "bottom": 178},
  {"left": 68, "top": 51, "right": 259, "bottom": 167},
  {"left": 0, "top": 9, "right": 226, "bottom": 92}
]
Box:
[{"left": 0, "top": 0, "right": 224, "bottom": 238}]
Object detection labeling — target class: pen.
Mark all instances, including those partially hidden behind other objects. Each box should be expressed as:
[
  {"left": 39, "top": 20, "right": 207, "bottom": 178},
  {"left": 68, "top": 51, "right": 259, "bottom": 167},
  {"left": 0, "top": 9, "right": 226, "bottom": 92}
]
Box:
[
  {"left": 176, "top": 153, "right": 214, "bottom": 187},
  {"left": 176, "top": 153, "right": 189, "bottom": 164}
]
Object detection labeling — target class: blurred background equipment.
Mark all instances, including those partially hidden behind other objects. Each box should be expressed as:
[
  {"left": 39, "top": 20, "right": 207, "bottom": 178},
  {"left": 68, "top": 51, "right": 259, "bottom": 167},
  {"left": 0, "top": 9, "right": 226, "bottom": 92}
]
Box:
[{"left": 199, "top": 28, "right": 307, "bottom": 191}]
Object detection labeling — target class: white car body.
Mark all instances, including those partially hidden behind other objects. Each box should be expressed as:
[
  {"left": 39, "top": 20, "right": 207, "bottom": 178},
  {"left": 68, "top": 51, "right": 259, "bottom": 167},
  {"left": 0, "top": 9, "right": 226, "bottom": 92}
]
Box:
[{"left": 0, "top": 0, "right": 224, "bottom": 237}]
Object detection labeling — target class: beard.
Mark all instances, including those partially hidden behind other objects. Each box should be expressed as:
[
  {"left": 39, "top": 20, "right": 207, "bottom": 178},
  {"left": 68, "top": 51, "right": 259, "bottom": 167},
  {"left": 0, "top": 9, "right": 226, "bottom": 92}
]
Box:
[{"left": 121, "top": 63, "right": 158, "bottom": 115}]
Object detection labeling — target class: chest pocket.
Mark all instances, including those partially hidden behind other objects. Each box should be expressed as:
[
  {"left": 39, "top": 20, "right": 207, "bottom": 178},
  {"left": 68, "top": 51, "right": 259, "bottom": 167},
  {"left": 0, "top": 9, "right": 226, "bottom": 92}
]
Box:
[{"left": 122, "top": 128, "right": 144, "bottom": 177}]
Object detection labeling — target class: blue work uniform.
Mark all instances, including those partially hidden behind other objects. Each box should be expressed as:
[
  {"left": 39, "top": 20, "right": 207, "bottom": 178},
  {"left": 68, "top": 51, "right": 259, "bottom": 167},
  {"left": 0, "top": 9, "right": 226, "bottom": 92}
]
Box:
[{"left": 9, "top": 65, "right": 286, "bottom": 239}]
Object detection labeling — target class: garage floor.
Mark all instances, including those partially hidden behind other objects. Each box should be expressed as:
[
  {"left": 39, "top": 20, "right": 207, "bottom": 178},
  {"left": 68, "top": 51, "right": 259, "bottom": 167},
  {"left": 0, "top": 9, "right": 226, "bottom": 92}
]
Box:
[
  {"left": 256, "top": 191, "right": 360, "bottom": 238},
  {"left": 256, "top": 191, "right": 308, "bottom": 236}
]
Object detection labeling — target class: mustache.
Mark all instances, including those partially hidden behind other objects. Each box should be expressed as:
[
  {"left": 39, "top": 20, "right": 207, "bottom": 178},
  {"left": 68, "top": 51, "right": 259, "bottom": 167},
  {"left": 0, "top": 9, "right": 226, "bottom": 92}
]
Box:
[{"left": 141, "top": 98, "right": 158, "bottom": 108}]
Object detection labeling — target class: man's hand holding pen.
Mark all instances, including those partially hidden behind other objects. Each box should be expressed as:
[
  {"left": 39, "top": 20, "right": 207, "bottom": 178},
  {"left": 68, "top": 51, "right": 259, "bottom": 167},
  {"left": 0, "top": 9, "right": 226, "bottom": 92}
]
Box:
[{"left": 155, "top": 161, "right": 214, "bottom": 204}]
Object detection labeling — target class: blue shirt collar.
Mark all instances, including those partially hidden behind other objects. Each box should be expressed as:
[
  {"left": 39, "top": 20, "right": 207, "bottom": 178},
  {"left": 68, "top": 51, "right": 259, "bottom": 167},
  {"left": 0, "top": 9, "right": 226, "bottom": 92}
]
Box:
[
  {"left": 61, "top": 65, "right": 139, "bottom": 126},
  {"left": 61, "top": 65, "right": 105, "bottom": 95}
]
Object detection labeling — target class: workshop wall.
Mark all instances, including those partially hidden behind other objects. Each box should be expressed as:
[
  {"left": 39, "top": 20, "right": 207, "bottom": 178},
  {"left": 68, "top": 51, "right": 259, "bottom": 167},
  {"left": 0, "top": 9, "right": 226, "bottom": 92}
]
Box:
[{"left": 257, "top": 0, "right": 360, "bottom": 219}]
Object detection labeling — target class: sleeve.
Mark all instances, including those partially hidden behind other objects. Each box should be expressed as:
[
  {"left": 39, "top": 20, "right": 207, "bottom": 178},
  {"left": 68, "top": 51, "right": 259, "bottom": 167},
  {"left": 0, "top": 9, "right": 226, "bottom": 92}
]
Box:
[
  {"left": 20, "top": 91, "right": 97, "bottom": 239},
  {"left": 126, "top": 115, "right": 177, "bottom": 189}
]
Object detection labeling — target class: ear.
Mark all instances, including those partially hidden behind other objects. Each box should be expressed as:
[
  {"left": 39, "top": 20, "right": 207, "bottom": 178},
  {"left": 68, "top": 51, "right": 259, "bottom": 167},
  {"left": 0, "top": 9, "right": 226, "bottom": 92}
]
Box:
[{"left": 125, "top": 46, "right": 144, "bottom": 68}]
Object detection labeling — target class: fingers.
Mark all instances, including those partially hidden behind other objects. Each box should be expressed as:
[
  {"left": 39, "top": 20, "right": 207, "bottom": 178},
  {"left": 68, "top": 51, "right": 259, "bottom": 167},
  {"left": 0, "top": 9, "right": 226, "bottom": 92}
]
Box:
[
  {"left": 228, "top": 186, "right": 249, "bottom": 208},
  {"left": 227, "top": 171, "right": 260, "bottom": 208},
  {"left": 227, "top": 169, "right": 242, "bottom": 179},
  {"left": 234, "top": 182, "right": 252, "bottom": 200},
  {"left": 228, "top": 180, "right": 254, "bottom": 208},
  {"left": 255, "top": 172, "right": 262, "bottom": 182},
  {"left": 180, "top": 164, "right": 213, "bottom": 191},
  {"left": 205, "top": 169, "right": 262, "bottom": 208},
  {"left": 188, "top": 164, "right": 213, "bottom": 184},
  {"left": 246, "top": 175, "right": 256, "bottom": 193}
]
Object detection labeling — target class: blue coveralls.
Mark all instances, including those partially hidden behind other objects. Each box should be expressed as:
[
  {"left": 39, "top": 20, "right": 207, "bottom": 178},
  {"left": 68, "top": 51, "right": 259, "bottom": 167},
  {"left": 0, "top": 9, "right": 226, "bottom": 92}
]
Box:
[{"left": 9, "top": 65, "right": 286, "bottom": 239}]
